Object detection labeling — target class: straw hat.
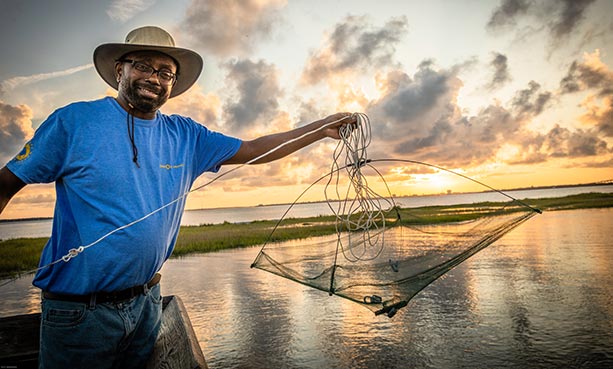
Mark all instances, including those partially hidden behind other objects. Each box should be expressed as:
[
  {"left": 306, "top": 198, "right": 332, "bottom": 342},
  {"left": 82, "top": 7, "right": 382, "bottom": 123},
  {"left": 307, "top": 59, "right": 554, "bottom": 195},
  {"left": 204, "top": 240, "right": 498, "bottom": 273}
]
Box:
[{"left": 93, "top": 26, "right": 203, "bottom": 98}]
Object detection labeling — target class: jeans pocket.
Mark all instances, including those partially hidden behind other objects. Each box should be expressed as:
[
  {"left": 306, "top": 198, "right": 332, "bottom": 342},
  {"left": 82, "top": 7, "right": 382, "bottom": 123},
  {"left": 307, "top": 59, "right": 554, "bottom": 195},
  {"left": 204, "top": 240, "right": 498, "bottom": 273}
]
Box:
[
  {"left": 149, "top": 284, "right": 162, "bottom": 305},
  {"left": 42, "top": 299, "right": 88, "bottom": 328}
]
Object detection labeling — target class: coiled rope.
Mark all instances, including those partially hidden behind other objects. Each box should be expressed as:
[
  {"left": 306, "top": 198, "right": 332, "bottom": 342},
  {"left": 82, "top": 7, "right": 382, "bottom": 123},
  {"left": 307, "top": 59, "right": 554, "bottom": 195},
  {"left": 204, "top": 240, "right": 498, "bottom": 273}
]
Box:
[{"left": 326, "top": 113, "right": 396, "bottom": 262}]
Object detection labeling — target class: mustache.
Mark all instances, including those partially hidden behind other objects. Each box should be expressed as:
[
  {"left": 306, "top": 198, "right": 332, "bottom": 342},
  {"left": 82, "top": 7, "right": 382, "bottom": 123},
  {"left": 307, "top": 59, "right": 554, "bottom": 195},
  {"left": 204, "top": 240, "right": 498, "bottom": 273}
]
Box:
[{"left": 134, "top": 81, "right": 164, "bottom": 94}]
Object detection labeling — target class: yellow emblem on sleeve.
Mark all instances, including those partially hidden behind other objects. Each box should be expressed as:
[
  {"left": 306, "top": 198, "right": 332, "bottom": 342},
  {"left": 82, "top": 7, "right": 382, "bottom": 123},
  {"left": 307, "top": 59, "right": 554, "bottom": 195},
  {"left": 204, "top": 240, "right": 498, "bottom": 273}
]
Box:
[{"left": 15, "top": 143, "right": 32, "bottom": 161}]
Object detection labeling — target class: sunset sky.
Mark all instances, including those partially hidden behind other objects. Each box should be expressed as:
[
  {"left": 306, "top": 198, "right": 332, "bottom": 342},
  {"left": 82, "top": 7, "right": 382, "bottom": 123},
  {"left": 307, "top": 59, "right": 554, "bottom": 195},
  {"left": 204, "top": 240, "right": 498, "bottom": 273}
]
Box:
[{"left": 1, "top": 0, "right": 612, "bottom": 220}]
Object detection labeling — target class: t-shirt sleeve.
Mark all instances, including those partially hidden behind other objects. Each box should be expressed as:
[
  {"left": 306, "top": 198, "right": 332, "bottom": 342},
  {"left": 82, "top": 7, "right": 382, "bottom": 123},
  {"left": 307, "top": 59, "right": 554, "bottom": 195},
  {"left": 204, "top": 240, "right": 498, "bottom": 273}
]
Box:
[
  {"left": 191, "top": 120, "right": 242, "bottom": 176},
  {"left": 6, "top": 109, "right": 69, "bottom": 184}
]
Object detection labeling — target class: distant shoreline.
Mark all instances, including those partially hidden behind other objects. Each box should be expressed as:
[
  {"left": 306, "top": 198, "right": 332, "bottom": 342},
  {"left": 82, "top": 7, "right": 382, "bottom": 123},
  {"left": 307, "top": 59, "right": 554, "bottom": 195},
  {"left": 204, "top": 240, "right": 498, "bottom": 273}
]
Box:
[
  {"left": 2, "top": 180, "right": 612, "bottom": 223},
  {"left": 119, "top": 180, "right": 613, "bottom": 210},
  {"left": 0, "top": 217, "right": 52, "bottom": 223}
]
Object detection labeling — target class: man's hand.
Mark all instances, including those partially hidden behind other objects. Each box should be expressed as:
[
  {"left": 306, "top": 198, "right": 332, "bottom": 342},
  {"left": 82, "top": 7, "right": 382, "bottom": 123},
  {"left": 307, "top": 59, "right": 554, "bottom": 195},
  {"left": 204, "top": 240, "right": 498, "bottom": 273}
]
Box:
[{"left": 321, "top": 112, "right": 358, "bottom": 140}]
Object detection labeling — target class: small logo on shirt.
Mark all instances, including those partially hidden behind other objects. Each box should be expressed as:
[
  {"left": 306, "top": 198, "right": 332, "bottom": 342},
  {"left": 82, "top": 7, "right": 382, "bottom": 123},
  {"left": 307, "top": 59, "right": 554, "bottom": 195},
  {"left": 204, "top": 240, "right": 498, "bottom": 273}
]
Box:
[
  {"left": 160, "top": 163, "right": 185, "bottom": 170},
  {"left": 15, "top": 143, "right": 32, "bottom": 161}
]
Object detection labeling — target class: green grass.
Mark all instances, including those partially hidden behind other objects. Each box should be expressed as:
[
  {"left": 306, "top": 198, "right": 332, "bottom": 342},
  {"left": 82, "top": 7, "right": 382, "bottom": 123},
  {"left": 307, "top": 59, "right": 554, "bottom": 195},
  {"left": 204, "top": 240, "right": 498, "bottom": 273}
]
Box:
[
  {"left": 0, "top": 237, "right": 48, "bottom": 278},
  {"left": 172, "top": 218, "right": 339, "bottom": 256},
  {"left": 1, "top": 192, "right": 612, "bottom": 278}
]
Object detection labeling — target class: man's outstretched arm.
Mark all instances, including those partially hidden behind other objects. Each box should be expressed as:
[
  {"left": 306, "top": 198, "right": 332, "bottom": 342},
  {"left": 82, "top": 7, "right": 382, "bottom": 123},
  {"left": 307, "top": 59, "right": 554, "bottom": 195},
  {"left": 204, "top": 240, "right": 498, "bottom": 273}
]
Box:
[{"left": 223, "top": 112, "right": 357, "bottom": 165}]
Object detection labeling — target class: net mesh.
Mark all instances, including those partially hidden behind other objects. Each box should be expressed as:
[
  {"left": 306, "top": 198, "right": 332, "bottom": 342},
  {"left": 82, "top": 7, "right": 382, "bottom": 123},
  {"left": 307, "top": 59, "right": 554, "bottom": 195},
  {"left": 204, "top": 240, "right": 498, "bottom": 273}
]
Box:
[
  {"left": 252, "top": 115, "right": 539, "bottom": 317},
  {"left": 251, "top": 162, "right": 538, "bottom": 317}
]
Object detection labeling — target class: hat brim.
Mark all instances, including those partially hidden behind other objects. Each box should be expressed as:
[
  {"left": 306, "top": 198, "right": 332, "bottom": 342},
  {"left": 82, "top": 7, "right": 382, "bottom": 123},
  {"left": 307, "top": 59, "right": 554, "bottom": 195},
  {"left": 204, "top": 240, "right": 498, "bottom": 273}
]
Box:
[{"left": 93, "top": 43, "right": 203, "bottom": 98}]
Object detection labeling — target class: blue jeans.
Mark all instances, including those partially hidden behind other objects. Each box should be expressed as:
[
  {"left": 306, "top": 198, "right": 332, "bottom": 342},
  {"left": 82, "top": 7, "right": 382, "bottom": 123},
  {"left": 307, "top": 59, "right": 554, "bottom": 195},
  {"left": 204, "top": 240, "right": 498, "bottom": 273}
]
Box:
[{"left": 38, "top": 284, "right": 162, "bottom": 369}]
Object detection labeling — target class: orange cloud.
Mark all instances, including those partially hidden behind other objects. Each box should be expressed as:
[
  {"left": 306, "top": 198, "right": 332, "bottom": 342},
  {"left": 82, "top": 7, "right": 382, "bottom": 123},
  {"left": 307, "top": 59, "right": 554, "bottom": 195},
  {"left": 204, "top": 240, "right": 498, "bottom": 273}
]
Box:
[
  {"left": 163, "top": 84, "right": 223, "bottom": 131},
  {"left": 0, "top": 101, "right": 34, "bottom": 165},
  {"left": 560, "top": 49, "right": 613, "bottom": 94},
  {"left": 0, "top": 183, "right": 56, "bottom": 219},
  {"left": 561, "top": 49, "right": 613, "bottom": 137},
  {"left": 579, "top": 94, "right": 613, "bottom": 135},
  {"left": 581, "top": 49, "right": 613, "bottom": 78}
]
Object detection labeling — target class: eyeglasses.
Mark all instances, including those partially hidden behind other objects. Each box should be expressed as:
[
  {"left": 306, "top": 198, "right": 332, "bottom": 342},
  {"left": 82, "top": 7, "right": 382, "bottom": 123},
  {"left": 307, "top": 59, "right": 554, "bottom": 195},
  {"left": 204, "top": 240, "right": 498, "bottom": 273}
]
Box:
[{"left": 119, "top": 59, "right": 178, "bottom": 85}]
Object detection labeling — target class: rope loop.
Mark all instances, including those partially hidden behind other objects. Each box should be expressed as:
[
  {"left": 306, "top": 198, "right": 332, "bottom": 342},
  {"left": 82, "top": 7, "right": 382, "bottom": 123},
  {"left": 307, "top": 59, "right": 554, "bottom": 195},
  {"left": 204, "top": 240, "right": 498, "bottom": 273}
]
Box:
[{"left": 61, "top": 246, "right": 84, "bottom": 262}]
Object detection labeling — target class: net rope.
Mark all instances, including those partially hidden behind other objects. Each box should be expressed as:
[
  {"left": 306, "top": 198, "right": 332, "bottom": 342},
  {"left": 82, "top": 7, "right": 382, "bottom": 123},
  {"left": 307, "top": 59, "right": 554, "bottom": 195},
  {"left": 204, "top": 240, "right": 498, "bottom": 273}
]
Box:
[
  {"left": 328, "top": 113, "right": 396, "bottom": 263},
  {"left": 251, "top": 114, "right": 541, "bottom": 318}
]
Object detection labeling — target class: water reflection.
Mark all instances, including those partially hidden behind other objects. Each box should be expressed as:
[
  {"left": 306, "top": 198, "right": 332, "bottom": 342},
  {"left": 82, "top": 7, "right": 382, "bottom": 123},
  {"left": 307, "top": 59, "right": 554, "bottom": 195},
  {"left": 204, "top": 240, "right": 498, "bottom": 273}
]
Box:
[
  {"left": 1, "top": 209, "right": 612, "bottom": 368},
  {"left": 0, "top": 274, "right": 41, "bottom": 316},
  {"left": 160, "top": 208, "right": 613, "bottom": 369}
]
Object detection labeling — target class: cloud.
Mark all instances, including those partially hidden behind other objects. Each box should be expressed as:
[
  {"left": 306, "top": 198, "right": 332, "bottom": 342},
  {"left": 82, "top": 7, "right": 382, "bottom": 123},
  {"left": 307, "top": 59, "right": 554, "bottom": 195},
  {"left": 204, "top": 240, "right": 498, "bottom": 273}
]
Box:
[
  {"left": 504, "top": 119, "right": 611, "bottom": 166},
  {"left": 367, "top": 61, "right": 462, "bottom": 142},
  {"left": 487, "top": 52, "right": 511, "bottom": 90},
  {"left": 449, "top": 105, "right": 610, "bottom": 167},
  {"left": 0, "top": 64, "right": 94, "bottom": 91},
  {"left": 542, "top": 124, "right": 609, "bottom": 158},
  {"left": 579, "top": 95, "right": 613, "bottom": 137},
  {"left": 560, "top": 50, "right": 613, "bottom": 95},
  {"left": 182, "top": 0, "right": 286, "bottom": 57},
  {"left": 106, "top": 0, "right": 157, "bottom": 23},
  {"left": 486, "top": 0, "right": 531, "bottom": 30},
  {"left": 162, "top": 83, "right": 223, "bottom": 131},
  {"left": 9, "top": 191, "right": 55, "bottom": 206},
  {"left": 222, "top": 155, "right": 317, "bottom": 189},
  {"left": 511, "top": 80, "right": 552, "bottom": 116},
  {"left": 575, "top": 156, "right": 613, "bottom": 168},
  {"left": 487, "top": 0, "right": 597, "bottom": 42},
  {"left": 301, "top": 15, "right": 407, "bottom": 85},
  {"left": 362, "top": 58, "right": 609, "bottom": 168},
  {"left": 296, "top": 99, "right": 327, "bottom": 129},
  {"left": 366, "top": 61, "right": 511, "bottom": 166},
  {"left": 221, "top": 59, "right": 284, "bottom": 135},
  {"left": 560, "top": 50, "right": 613, "bottom": 136},
  {"left": 0, "top": 101, "right": 34, "bottom": 165},
  {"left": 548, "top": 0, "right": 597, "bottom": 40}
]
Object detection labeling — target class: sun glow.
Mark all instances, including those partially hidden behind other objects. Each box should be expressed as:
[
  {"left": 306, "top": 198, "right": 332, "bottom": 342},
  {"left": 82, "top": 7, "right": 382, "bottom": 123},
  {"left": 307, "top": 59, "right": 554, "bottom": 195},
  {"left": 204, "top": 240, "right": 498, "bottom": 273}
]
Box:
[{"left": 417, "top": 172, "right": 455, "bottom": 194}]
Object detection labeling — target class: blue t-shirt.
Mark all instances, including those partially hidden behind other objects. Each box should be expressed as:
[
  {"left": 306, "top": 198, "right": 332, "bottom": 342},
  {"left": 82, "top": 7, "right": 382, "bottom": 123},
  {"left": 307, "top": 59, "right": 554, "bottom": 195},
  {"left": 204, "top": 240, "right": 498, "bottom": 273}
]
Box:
[{"left": 7, "top": 97, "right": 242, "bottom": 294}]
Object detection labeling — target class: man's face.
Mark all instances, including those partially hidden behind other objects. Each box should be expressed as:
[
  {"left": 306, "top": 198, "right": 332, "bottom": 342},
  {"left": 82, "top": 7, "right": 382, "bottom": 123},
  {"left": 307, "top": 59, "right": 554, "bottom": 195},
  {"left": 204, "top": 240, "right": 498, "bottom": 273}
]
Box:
[{"left": 116, "top": 51, "right": 178, "bottom": 113}]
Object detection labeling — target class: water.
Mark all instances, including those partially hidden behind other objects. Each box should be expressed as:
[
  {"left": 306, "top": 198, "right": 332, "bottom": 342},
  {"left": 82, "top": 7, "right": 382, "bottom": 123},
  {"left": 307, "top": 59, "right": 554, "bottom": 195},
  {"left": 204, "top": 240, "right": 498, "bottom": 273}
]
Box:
[
  {"left": 1, "top": 184, "right": 612, "bottom": 240},
  {"left": 1, "top": 208, "right": 612, "bottom": 368}
]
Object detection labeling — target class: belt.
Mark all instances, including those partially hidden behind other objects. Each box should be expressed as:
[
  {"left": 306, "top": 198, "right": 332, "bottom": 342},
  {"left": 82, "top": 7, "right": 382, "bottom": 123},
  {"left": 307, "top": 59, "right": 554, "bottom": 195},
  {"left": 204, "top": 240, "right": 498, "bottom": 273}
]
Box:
[{"left": 42, "top": 273, "right": 161, "bottom": 304}]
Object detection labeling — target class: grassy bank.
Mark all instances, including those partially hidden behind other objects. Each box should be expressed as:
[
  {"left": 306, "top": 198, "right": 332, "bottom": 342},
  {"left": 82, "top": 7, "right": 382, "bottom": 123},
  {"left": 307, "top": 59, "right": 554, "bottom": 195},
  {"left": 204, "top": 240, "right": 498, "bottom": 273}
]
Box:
[{"left": 1, "top": 192, "right": 612, "bottom": 278}]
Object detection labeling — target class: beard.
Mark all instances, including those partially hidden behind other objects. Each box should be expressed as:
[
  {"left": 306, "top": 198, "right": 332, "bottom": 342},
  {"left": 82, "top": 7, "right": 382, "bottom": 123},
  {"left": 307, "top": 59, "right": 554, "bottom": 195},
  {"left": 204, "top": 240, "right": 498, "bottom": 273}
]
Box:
[{"left": 119, "top": 78, "right": 170, "bottom": 113}]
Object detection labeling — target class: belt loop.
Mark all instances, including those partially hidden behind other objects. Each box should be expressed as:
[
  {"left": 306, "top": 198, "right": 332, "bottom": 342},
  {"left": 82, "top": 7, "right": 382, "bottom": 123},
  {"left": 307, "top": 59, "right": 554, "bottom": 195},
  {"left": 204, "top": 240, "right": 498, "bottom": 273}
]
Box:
[
  {"left": 88, "top": 293, "right": 97, "bottom": 310},
  {"left": 143, "top": 281, "right": 149, "bottom": 295}
]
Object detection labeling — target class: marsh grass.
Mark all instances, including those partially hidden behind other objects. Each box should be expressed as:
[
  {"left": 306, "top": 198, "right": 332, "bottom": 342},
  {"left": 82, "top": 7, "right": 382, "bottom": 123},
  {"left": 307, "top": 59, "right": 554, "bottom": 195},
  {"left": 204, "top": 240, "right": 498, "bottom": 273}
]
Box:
[
  {"left": 0, "top": 237, "right": 47, "bottom": 278},
  {"left": 1, "top": 192, "right": 612, "bottom": 278}
]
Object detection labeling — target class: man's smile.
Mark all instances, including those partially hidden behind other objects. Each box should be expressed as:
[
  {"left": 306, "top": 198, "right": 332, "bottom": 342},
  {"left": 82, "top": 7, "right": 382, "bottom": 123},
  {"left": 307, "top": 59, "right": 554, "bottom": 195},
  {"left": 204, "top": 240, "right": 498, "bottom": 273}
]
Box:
[{"left": 136, "top": 84, "right": 162, "bottom": 99}]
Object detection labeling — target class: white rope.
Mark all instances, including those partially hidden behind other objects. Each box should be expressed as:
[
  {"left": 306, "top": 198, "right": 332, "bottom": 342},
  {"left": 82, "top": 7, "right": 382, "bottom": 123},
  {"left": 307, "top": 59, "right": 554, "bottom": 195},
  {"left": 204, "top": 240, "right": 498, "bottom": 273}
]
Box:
[
  {"left": 324, "top": 113, "right": 395, "bottom": 262},
  {"left": 18, "top": 114, "right": 356, "bottom": 275}
]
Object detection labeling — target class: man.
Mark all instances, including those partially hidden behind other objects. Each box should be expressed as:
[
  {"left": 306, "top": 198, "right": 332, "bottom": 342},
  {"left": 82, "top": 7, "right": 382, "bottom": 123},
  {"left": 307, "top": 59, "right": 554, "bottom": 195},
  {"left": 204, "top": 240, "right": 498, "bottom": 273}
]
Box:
[{"left": 0, "top": 26, "right": 356, "bottom": 368}]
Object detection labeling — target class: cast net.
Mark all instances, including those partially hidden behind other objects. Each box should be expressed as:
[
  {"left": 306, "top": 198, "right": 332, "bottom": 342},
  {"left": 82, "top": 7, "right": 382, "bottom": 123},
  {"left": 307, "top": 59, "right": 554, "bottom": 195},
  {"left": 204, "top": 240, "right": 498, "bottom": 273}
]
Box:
[{"left": 251, "top": 113, "right": 540, "bottom": 317}]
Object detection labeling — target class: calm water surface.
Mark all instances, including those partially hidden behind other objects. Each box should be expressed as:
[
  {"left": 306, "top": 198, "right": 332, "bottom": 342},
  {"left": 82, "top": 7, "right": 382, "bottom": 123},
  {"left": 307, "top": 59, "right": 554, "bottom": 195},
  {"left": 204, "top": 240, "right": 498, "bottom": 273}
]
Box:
[{"left": 1, "top": 208, "right": 611, "bottom": 368}]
